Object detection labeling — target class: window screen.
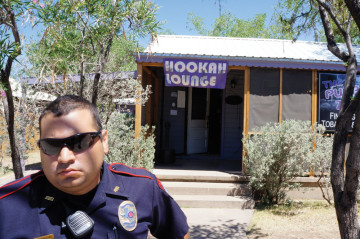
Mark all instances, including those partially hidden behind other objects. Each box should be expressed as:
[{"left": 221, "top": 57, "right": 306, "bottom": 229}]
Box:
[
  {"left": 282, "top": 70, "right": 312, "bottom": 121},
  {"left": 249, "top": 68, "right": 280, "bottom": 131}
]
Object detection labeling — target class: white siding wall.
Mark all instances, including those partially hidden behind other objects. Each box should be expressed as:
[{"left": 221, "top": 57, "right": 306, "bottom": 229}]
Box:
[{"left": 222, "top": 70, "right": 244, "bottom": 160}]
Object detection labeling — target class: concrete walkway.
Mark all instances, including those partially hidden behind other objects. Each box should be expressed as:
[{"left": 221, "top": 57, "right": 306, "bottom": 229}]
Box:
[{"left": 183, "top": 208, "right": 253, "bottom": 239}]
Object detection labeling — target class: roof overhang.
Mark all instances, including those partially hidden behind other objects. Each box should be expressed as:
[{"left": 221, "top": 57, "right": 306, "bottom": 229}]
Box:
[
  {"left": 137, "top": 53, "right": 349, "bottom": 71},
  {"left": 136, "top": 35, "right": 360, "bottom": 72}
]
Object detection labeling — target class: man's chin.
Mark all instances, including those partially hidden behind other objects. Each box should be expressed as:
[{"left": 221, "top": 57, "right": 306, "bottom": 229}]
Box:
[{"left": 56, "top": 178, "right": 85, "bottom": 193}]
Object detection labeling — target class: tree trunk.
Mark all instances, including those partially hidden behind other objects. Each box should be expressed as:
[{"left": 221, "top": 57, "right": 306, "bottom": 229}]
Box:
[
  {"left": 1, "top": 2, "right": 24, "bottom": 179},
  {"left": 331, "top": 55, "right": 360, "bottom": 239},
  {"left": 91, "top": 37, "right": 113, "bottom": 105},
  {"left": 91, "top": 72, "right": 101, "bottom": 105},
  {"left": 79, "top": 58, "right": 85, "bottom": 98},
  {"left": 0, "top": 73, "right": 23, "bottom": 179}
]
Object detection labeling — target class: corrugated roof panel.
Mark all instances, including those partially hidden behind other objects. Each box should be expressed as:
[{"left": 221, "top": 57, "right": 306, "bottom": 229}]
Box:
[{"left": 141, "top": 35, "right": 358, "bottom": 64}]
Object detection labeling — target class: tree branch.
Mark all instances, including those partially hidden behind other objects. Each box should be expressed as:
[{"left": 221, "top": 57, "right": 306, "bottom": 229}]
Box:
[
  {"left": 318, "top": 5, "right": 349, "bottom": 62},
  {"left": 317, "top": 0, "right": 354, "bottom": 56},
  {"left": 344, "top": 0, "right": 360, "bottom": 32},
  {"left": 76, "top": 11, "right": 101, "bottom": 46}
]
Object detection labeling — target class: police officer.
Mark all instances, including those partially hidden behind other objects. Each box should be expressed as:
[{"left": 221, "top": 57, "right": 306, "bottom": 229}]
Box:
[{"left": 0, "top": 95, "right": 189, "bottom": 239}]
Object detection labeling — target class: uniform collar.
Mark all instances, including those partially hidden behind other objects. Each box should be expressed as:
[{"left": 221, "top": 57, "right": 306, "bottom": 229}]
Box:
[
  {"left": 87, "top": 162, "right": 129, "bottom": 213},
  {"left": 102, "top": 162, "right": 129, "bottom": 197}
]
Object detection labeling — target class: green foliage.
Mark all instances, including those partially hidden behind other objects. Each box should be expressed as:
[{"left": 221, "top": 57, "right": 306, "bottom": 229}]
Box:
[
  {"left": 0, "top": 30, "right": 18, "bottom": 68},
  {"left": 106, "top": 37, "right": 140, "bottom": 73},
  {"left": 0, "top": 0, "right": 41, "bottom": 71},
  {"left": 28, "top": 0, "right": 161, "bottom": 77},
  {"left": 311, "top": 127, "right": 334, "bottom": 205},
  {"left": 187, "top": 11, "right": 288, "bottom": 39},
  {"left": 243, "top": 120, "right": 332, "bottom": 205},
  {"left": 274, "top": 0, "right": 360, "bottom": 43},
  {"left": 274, "top": 0, "right": 322, "bottom": 41},
  {"left": 105, "top": 111, "right": 155, "bottom": 171}
]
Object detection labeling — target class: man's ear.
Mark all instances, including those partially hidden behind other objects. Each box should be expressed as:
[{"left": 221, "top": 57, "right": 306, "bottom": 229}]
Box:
[{"left": 101, "top": 129, "right": 109, "bottom": 154}]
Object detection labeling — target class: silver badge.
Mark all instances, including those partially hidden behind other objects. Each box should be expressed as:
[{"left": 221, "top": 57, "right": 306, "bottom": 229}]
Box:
[{"left": 118, "top": 200, "right": 137, "bottom": 231}]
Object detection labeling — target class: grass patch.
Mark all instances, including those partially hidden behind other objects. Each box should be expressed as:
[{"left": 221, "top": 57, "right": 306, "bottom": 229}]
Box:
[
  {"left": 255, "top": 200, "right": 332, "bottom": 216},
  {"left": 247, "top": 200, "right": 340, "bottom": 239}
]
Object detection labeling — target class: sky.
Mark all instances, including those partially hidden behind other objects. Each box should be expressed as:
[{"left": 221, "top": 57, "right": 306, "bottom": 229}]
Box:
[
  {"left": 152, "top": 0, "right": 280, "bottom": 37},
  {"left": 13, "top": 0, "right": 284, "bottom": 76},
  {"left": 21, "top": 0, "right": 281, "bottom": 47}
]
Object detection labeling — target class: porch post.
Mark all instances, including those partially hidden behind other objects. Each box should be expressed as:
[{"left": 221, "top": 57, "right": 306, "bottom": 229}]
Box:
[
  {"left": 135, "top": 63, "right": 143, "bottom": 139},
  {"left": 242, "top": 67, "right": 250, "bottom": 174},
  {"left": 311, "top": 70, "right": 318, "bottom": 127},
  {"left": 279, "top": 68, "right": 283, "bottom": 123}
]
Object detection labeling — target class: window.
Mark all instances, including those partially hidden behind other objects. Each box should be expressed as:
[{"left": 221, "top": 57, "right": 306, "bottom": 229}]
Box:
[
  {"left": 249, "top": 68, "right": 280, "bottom": 131},
  {"left": 282, "top": 69, "right": 312, "bottom": 121}
]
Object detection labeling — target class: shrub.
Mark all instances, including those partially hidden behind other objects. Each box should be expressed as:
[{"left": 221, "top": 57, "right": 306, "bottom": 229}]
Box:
[
  {"left": 104, "top": 111, "right": 155, "bottom": 171},
  {"left": 243, "top": 120, "right": 332, "bottom": 204},
  {"left": 310, "top": 125, "right": 333, "bottom": 205}
]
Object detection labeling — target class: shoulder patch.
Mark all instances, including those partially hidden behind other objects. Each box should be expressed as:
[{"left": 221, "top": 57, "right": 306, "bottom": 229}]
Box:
[
  {"left": 109, "top": 163, "right": 153, "bottom": 180},
  {"left": 0, "top": 170, "right": 44, "bottom": 200}
]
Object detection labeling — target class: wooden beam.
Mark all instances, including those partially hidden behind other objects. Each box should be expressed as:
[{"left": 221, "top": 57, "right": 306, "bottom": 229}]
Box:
[
  {"left": 228, "top": 66, "right": 248, "bottom": 70},
  {"left": 135, "top": 63, "right": 143, "bottom": 139},
  {"left": 146, "top": 71, "right": 153, "bottom": 128},
  {"left": 137, "top": 62, "right": 163, "bottom": 67},
  {"left": 153, "top": 69, "right": 160, "bottom": 132},
  {"left": 242, "top": 67, "right": 250, "bottom": 174},
  {"left": 279, "top": 68, "right": 283, "bottom": 123},
  {"left": 243, "top": 67, "right": 250, "bottom": 136},
  {"left": 312, "top": 70, "right": 318, "bottom": 127}
]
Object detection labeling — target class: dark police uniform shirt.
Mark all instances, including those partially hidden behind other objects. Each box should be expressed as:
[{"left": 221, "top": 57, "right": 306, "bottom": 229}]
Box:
[{"left": 0, "top": 162, "right": 189, "bottom": 239}]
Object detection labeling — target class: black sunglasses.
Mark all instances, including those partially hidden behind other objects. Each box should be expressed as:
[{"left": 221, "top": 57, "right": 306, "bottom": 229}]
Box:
[{"left": 37, "top": 130, "right": 102, "bottom": 156}]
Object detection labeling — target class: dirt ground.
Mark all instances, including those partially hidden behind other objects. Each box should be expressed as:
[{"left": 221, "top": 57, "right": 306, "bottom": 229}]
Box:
[
  {"left": 247, "top": 201, "right": 341, "bottom": 239},
  {"left": 0, "top": 150, "right": 41, "bottom": 181},
  {"left": 1, "top": 150, "right": 41, "bottom": 167}
]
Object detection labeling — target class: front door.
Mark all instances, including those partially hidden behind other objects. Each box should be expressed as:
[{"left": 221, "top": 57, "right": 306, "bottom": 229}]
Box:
[{"left": 187, "top": 87, "right": 210, "bottom": 154}]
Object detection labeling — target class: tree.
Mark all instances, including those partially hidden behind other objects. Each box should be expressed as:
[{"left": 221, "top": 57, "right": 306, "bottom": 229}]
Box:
[
  {"left": 275, "top": 1, "right": 360, "bottom": 238},
  {"left": 0, "top": 0, "right": 40, "bottom": 179},
  {"left": 186, "top": 11, "right": 288, "bottom": 39},
  {"left": 0, "top": 0, "right": 160, "bottom": 179},
  {"left": 30, "top": 0, "right": 160, "bottom": 105}
]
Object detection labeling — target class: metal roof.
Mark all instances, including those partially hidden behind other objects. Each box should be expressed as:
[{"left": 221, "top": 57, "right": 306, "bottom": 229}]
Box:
[{"left": 138, "top": 35, "right": 360, "bottom": 71}]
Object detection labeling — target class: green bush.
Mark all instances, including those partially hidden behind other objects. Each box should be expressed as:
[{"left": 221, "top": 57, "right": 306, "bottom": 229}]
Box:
[
  {"left": 310, "top": 126, "right": 333, "bottom": 205},
  {"left": 104, "top": 111, "right": 155, "bottom": 171},
  {"left": 243, "top": 120, "right": 332, "bottom": 204}
]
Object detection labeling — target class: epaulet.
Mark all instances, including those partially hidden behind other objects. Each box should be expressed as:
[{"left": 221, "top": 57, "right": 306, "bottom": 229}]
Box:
[
  {"left": 109, "top": 163, "right": 154, "bottom": 180},
  {"left": 109, "top": 163, "right": 168, "bottom": 193},
  {"left": 0, "top": 170, "right": 44, "bottom": 200}
]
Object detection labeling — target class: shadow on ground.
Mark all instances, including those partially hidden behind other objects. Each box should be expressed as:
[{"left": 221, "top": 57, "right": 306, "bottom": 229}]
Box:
[
  {"left": 189, "top": 221, "right": 249, "bottom": 239},
  {"left": 246, "top": 226, "right": 269, "bottom": 239}
]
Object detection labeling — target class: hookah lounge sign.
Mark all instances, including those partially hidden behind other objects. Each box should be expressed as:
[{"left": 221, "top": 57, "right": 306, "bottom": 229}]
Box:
[{"left": 163, "top": 59, "right": 228, "bottom": 89}]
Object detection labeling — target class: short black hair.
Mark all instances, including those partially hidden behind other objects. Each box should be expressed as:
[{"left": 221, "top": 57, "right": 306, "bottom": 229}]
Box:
[{"left": 39, "top": 95, "right": 102, "bottom": 135}]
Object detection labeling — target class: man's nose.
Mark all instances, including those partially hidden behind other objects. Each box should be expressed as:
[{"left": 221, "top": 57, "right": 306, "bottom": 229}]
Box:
[{"left": 58, "top": 146, "right": 76, "bottom": 164}]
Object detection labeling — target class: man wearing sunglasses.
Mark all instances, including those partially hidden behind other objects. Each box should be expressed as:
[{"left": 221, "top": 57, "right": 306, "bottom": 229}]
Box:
[{"left": 0, "top": 95, "right": 189, "bottom": 239}]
